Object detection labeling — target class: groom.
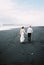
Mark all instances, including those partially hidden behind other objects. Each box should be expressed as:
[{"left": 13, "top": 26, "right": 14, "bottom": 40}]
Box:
[{"left": 27, "top": 26, "right": 33, "bottom": 42}]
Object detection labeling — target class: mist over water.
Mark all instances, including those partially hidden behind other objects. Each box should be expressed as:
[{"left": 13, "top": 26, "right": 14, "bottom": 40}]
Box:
[
  {"left": 0, "top": 26, "right": 21, "bottom": 30},
  {"left": 0, "top": 25, "right": 44, "bottom": 31}
]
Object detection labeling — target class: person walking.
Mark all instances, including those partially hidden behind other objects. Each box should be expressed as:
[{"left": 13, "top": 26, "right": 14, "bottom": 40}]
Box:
[
  {"left": 27, "top": 26, "right": 33, "bottom": 42},
  {"left": 20, "top": 26, "right": 26, "bottom": 43}
]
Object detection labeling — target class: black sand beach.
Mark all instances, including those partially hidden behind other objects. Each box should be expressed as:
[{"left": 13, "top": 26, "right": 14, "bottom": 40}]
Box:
[{"left": 0, "top": 26, "right": 44, "bottom": 65}]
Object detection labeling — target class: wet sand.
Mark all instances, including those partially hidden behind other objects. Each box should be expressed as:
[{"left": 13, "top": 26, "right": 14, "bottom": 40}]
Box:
[{"left": 0, "top": 26, "right": 44, "bottom": 65}]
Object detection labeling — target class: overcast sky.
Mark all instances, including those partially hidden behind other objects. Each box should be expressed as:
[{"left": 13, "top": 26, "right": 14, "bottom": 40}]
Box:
[{"left": 0, "top": 0, "right": 44, "bottom": 26}]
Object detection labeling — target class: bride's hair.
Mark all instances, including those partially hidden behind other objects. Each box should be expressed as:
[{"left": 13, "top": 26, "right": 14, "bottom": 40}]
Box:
[{"left": 22, "top": 26, "right": 24, "bottom": 29}]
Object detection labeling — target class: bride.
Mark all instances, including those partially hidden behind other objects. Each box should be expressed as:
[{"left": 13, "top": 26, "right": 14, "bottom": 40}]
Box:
[{"left": 20, "top": 26, "right": 26, "bottom": 43}]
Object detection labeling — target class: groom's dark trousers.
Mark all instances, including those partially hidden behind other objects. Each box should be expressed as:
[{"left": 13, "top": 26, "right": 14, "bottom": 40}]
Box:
[{"left": 28, "top": 33, "right": 31, "bottom": 41}]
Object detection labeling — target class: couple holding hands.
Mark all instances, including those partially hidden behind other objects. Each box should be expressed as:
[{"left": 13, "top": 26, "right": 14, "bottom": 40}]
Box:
[{"left": 20, "top": 26, "right": 33, "bottom": 43}]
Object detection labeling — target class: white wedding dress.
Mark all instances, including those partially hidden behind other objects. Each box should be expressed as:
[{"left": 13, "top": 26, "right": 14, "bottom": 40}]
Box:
[{"left": 20, "top": 29, "right": 25, "bottom": 43}]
